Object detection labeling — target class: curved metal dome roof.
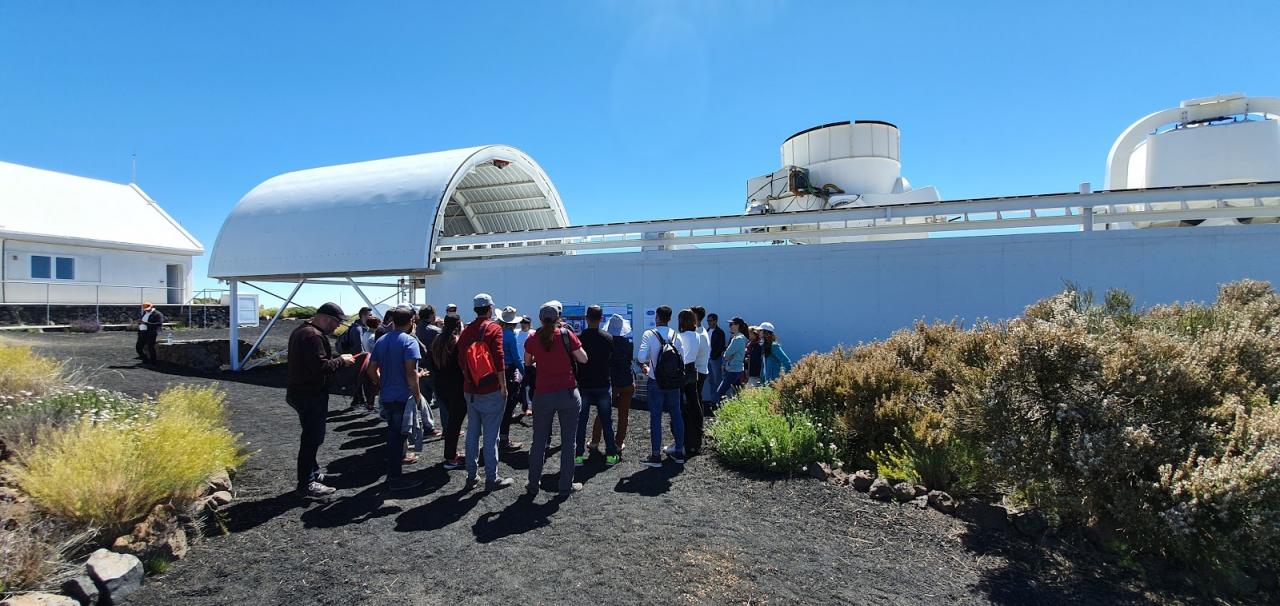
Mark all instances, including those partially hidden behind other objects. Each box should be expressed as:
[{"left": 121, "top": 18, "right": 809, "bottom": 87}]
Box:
[{"left": 208, "top": 145, "right": 568, "bottom": 280}]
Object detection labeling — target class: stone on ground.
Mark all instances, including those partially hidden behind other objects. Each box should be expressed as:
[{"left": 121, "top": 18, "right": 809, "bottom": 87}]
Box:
[
  {"left": 112, "top": 503, "right": 189, "bottom": 561},
  {"left": 1011, "top": 509, "right": 1048, "bottom": 540},
  {"left": 956, "top": 499, "right": 1009, "bottom": 531},
  {"left": 209, "top": 490, "right": 233, "bottom": 506},
  {"left": 59, "top": 575, "right": 100, "bottom": 606},
  {"left": 0, "top": 593, "right": 79, "bottom": 606},
  {"left": 892, "top": 482, "right": 916, "bottom": 502},
  {"left": 869, "top": 477, "right": 893, "bottom": 501},
  {"left": 927, "top": 490, "right": 957, "bottom": 515},
  {"left": 86, "top": 548, "right": 144, "bottom": 604},
  {"left": 852, "top": 470, "right": 875, "bottom": 492},
  {"left": 807, "top": 462, "right": 831, "bottom": 481},
  {"left": 206, "top": 469, "right": 232, "bottom": 493}
]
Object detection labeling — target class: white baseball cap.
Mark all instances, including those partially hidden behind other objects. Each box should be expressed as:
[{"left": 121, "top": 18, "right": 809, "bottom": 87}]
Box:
[{"left": 759, "top": 321, "right": 776, "bottom": 333}]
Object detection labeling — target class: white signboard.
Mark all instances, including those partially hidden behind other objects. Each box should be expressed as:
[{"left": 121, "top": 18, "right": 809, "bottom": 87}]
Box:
[{"left": 237, "top": 294, "right": 260, "bottom": 326}]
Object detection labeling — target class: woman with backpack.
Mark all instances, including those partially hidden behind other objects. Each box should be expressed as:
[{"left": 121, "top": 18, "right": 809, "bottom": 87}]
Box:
[
  {"left": 431, "top": 314, "right": 469, "bottom": 470},
  {"left": 745, "top": 325, "right": 764, "bottom": 388},
  {"left": 759, "top": 322, "right": 792, "bottom": 384},
  {"left": 523, "top": 302, "right": 589, "bottom": 495}
]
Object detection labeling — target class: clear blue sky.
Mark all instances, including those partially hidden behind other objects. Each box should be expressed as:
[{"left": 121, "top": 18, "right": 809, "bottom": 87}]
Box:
[{"left": 3, "top": 1, "right": 1278, "bottom": 307}]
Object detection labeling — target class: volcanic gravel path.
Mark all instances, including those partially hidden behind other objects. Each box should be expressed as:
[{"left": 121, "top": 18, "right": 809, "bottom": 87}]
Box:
[{"left": 10, "top": 326, "right": 1162, "bottom": 605}]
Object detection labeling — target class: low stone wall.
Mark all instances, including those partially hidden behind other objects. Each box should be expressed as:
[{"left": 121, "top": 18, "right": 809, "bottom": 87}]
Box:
[
  {"left": 156, "top": 339, "right": 265, "bottom": 372},
  {"left": 0, "top": 304, "right": 229, "bottom": 328}
]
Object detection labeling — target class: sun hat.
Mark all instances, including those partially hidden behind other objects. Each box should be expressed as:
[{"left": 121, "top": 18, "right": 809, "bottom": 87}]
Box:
[
  {"left": 546, "top": 299, "right": 563, "bottom": 313},
  {"left": 539, "top": 302, "right": 561, "bottom": 323},
  {"left": 759, "top": 321, "right": 776, "bottom": 333},
  {"left": 497, "top": 306, "right": 519, "bottom": 324},
  {"left": 473, "top": 293, "right": 494, "bottom": 309},
  {"left": 606, "top": 314, "right": 631, "bottom": 337},
  {"left": 317, "top": 302, "right": 347, "bottom": 321}
]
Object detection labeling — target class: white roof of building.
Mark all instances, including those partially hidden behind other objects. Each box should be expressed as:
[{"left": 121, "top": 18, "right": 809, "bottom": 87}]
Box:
[
  {"left": 0, "top": 161, "right": 203, "bottom": 255},
  {"left": 208, "top": 145, "right": 568, "bottom": 280}
]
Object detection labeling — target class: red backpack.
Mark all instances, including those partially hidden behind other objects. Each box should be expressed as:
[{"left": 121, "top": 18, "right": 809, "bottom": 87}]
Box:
[{"left": 463, "top": 321, "right": 499, "bottom": 389}]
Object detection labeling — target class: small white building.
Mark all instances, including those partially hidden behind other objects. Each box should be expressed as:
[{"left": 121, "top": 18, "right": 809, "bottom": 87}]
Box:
[{"left": 0, "top": 161, "right": 203, "bottom": 305}]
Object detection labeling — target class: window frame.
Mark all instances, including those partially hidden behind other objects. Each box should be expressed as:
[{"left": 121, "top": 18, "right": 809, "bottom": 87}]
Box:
[
  {"left": 54, "top": 256, "right": 75, "bottom": 280},
  {"left": 30, "top": 255, "right": 52, "bottom": 279}
]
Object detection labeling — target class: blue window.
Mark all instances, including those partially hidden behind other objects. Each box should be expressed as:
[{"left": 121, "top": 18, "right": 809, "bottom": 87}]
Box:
[
  {"left": 55, "top": 257, "right": 75, "bottom": 280},
  {"left": 30, "top": 255, "right": 51, "bottom": 279}
]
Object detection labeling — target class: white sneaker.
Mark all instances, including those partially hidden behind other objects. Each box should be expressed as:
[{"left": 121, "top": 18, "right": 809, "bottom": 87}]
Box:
[{"left": 302, "top": 481, "right": 336, "bottom": 497}]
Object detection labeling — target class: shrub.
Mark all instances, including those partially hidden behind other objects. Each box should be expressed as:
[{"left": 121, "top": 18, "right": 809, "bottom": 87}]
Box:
[
  {"left": 67, "top": 319, "right": 102, "bottom": 333},
  {"left": 0, "top": 387, "right": 144, "bottom": 458},
  {"left": 0, "top": 343, "right": 61, "bottom": 398},
  {"left": 258, "top": 306, "right": 279, "bottom": 320},
  {"left": 10, "top": 385, "right": 247, "bottom": 525},
  {"left": 283, "top": 306, "right": 316, "bottom": 319},
  {"left": 709, "top": 388, "right": 833, "bottom": 473}
]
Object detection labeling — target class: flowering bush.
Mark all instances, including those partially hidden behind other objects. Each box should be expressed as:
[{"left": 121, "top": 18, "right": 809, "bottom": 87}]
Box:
[
  {"left": 0, "top": 387, "right": 146, "bottom": 458},
  {"left": 709, "top": 388, "right": 835, "bottom": 473}
]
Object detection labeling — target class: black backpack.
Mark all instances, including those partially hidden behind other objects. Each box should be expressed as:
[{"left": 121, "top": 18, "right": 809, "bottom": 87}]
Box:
[
  {"left": 652, "top": 330, "right": 686, "bottom": 390},
  {"left": 337, "top": 322, "right": 362, "bottom": 355}
]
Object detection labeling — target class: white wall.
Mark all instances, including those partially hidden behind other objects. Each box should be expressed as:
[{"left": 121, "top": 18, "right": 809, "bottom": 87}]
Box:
[
  {"left": 2, "top": 238, "right": 194, "bottom": 304},
  {"left": 424, "top": 225, "right": 1280, "bottom": 357}
]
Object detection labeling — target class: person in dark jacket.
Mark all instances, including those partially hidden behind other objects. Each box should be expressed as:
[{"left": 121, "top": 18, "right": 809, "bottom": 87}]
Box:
[
  {"left": 705, "top": 313, "right": 726, "bottom": 408},
  {"left": 433, "top": 314, "right": 468, "bottom": 470},
  {"left": 746, "top": 325, "right": 765, "bottom": 387},
  {"left": 287, "top": 302, "right": 355, "bottom": 497},
  {"left": 340, "top": 307, "right": 375, "bottom": 411},
  {"left": 135, "top": 302, "right": 164, "bottom": 364},
  {"left": 592, "top": 313, "right": 635, "bottom": 453}
]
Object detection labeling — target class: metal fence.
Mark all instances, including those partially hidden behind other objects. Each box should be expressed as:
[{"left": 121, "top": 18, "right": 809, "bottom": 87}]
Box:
[{"left": 0, "top": 280, "right": 229, "bottom": 326}]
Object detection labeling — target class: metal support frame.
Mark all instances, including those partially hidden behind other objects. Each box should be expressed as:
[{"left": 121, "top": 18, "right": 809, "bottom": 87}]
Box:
[{"left": 238, "top": 278, "right": 305, "bottom": 371}]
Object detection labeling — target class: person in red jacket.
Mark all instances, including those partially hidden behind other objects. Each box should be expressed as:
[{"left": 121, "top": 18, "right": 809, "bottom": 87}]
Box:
[{"left": 455, "top": 293, "right": 514, "bottom": 491}]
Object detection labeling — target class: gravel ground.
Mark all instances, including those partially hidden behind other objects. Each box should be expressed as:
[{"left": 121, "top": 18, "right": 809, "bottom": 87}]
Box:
[{"left": 8, "top": 326, "right": 1177, "bottom": 605}]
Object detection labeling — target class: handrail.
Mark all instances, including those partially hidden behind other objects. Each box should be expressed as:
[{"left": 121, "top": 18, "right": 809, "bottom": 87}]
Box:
[
  {"left": 0, "top": 280, "right": 226, "bottom": 326},
  {"left": 433, "top": 182, "right": 1280, "bottom": 261}
]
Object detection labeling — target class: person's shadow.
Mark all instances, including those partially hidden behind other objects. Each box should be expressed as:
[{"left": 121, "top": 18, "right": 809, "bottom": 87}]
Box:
[
  {"left": 471, "top": 492, "right": 565, "bottom": 543},
  {"left": 614, "top": 464, "right": 682, "bottom": 497},
  {"left": 394, "top": 483, "right": 486, "bottom": 533}
]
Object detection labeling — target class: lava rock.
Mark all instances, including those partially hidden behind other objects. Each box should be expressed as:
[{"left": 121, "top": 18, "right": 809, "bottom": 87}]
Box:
[
  {"left": 956, "top": 499, "right": 1009, "bottom": 531},
  {"left": 852, "top": 470, "right": 875, "bottom": 492},
  {"left": 911, "top": 495, "right": 929, "bottom": 509},
  {"left": 1011, "top": 509, "right": 1048, "bottom": 540},
  {"left": 913, "top": 484, "right": 928, "bottom": 498},
  {"left": 60, "top": 575, "right": 100, "bottom": 606},
  {"left": 829, "top": 468, "right": 849, "bottom": 486},
  {"left": 207, "top": 469, "right": 232, "bottom": 493},
  {"left": 86, "top": 548, "right": 144, "bottom": 604},
  {"left": 112, "top": 503, "right": 189, "bottom": 561},
  {"left": 892, "top": 482, "right": 916, "bottom": 502},
  {"left": 807, "top": 462, "right": 832, "bottom": 481},
  {"left": 927, "top": 490, "right": 956, "bottom": 515},
  {"left": 0, "top": 593, "right": 79, "bottom": 606},
  {"left": 209, "top": 490, "right": 233, "bottom": 506},
  {"left": 869, "top": 477, "right": 893, "bottom": 501}
]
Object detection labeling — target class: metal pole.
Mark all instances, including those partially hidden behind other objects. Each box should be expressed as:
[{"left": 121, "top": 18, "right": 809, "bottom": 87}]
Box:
[
  {"left": 229, "top": 281, "right": 240, "bottom": 371},
  {"left": 345, "top": 277, "right": 377, "bottom": 310},
  {"left": 95, "top": 285, "right": 100, "bottom": 323},
  {"left": 238, "top": 278, "right": 304, "bottom": 370},
  {"left": 46, "top": 283, "right": 51, "bottom": 325}
]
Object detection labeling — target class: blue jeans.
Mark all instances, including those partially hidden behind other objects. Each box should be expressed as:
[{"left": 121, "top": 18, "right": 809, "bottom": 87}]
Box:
[
  {"left": 465, "top": 391, "right": 505, "bottom": 484},
  {"left": 704, "top": 360, "right": 724, "bottom": 402},
  {"left": 381, "top": 400, "right": 409, "bottom": 479},
  {"left": 647, "top": 378, "right": 685, "bottom": 456},
  {"left": 715, "top": 369, "right": 744, "bottom": 404},
  {"left": 576, "top": 387, "right": 616, "bottom": 456},
  {"left": 420, "top": 377, "right": 437, "bottom": 432}
]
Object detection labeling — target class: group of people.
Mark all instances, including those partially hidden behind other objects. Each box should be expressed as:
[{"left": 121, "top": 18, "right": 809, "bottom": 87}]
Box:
[{"left": 284, "top": 296, "right": 793, "bottom": 498}]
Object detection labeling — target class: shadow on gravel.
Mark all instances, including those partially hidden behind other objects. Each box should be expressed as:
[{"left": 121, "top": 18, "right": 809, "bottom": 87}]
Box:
[
  {"left": 960, "top": 527, "right": 1149, "bottom": 605},
  {"left": 395, "top": 484, "right": 486, "bottom": 533},
  {"left": 471, "top": 493, "right": 565, "bottom": 543},
  {"left": 220, "top": 492, "right": 310, "bottom": 533},
  {"left": 338, "top": 434, "right": 384, "bottom": 450},
  {"left": 301, "top": 484, "right": 404, "bottom": 529},
  {"left": 614, "top": 464, "right": 682, "bottom": 496}
]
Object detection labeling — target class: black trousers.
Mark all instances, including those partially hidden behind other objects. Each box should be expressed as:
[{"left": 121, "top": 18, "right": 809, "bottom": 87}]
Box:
[
  {"left": 135, "top": 330, "right": 158, "bottom": 362},
  {"left": 287, "top": 392, "right": 328, "bottom": 489},
  {"left": 682, "top": 379, "right": 704, "bottom": 453},
  {"left": 441, "top": 393, "right": 468, "bottom": 461}
]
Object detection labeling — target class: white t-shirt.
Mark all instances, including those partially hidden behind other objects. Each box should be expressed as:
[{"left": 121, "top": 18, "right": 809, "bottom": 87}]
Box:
[
  {"left": 694, "top": 326, "right": 711, "bottom": 374},
  {"left": 638, "top": 325, "right": 698, "bottom": 380}
]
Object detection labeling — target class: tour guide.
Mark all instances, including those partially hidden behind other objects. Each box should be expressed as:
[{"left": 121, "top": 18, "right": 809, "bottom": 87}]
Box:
[{"left": 287, "top": 302, "right": 355, "bottom": 497}]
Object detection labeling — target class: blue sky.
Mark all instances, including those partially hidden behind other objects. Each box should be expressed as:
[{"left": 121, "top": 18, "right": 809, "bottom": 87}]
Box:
[{"left": 2, "top": 1, "right": 1278, "bottom": 307}]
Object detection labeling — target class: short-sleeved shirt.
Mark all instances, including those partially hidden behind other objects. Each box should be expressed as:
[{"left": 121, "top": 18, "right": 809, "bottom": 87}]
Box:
[
  {"left": 524, "top": 328, "right": 582, "bottom": 394},
  {"left": 371, "top": 329, "right": 420, "bottom": 403},
  {"left": 575, "top": 327, "right": 613, "bottom": 390}
]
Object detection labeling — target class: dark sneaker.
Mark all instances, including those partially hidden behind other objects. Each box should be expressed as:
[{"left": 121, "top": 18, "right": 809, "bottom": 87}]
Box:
[
  {"left": 486, "top": 477, "right": 514, "bottom": 491},
  {"left": 643, "top": 454, "right": 663, "bottom": 468},
  {"left": 663, "top": 444, "right": 677, "bottom": 456},
  {"left": 302, "top": 481, "right": 336, "bottom": 497},
  {"left": 670, "top": 451, "right": 686, "bottom": 465},
  {"left": 386, "top": 477, "right": 423, "bottom": 492},
  {"left": 554, "top": 482, "right": 583, "bottom": 494},
  {"left": 443, "top": 457, "right": 464, "bottom": 470},
  {"left": 500, "top": 440, "right": 524, "bottom": 452},
  {"left": 525, "top": 482, "right": 539, "bottom": 496}
]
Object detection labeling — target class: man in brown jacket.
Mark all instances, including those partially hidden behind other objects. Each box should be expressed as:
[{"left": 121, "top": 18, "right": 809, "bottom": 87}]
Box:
[{"left": 287, "top": 302, "right": 354, "bottom": 497}]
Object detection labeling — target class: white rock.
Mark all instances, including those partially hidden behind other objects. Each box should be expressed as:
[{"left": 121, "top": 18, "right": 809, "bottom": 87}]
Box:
[
  {"left": 86, "top": 548, "right": 144, "bottom": 603},
  {"left": 209, "top": 490, "right": 233, "bottom": 505},
  {"left": 0, "top": 593, "right": 79, "bottom": 606}
]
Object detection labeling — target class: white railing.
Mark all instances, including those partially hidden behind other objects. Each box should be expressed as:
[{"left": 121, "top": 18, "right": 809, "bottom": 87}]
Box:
[
  {"left": 0, "top": 280, "right": 226, "bottom": 326},
  {"left": 433, "top": 182, "right": 1280, "bottom": 261}
]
